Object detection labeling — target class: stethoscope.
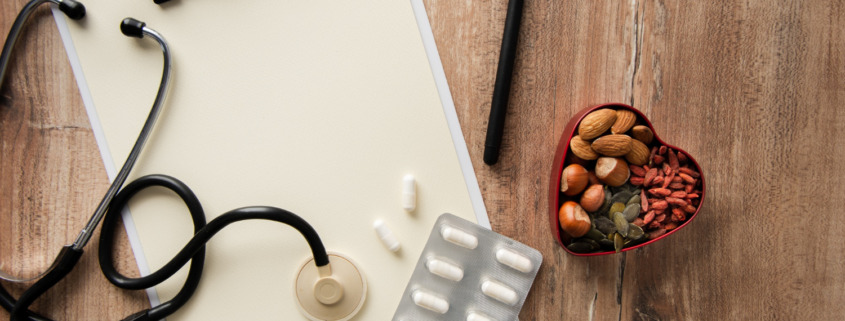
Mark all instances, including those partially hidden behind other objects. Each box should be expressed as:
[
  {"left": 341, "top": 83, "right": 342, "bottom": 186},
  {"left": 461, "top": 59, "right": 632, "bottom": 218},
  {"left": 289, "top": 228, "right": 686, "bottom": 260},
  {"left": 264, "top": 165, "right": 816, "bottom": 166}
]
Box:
[{"left": 0, "top": 1, "right": 367, "bottom": 320}]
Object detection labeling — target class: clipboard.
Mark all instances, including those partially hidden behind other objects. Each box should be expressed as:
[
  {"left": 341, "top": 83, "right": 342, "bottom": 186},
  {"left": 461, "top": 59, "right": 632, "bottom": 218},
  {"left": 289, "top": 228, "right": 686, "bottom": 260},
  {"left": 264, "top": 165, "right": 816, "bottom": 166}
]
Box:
[{"left": 54, "top": 0, "right": 488, "bottom": 319}]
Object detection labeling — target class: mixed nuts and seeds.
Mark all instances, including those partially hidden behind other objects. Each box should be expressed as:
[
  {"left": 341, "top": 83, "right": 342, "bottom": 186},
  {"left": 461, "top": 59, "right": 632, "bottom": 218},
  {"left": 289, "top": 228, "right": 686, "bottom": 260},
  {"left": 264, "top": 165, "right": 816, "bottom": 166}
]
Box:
[{"left": 558, "top": 108, "right": 702, "bottom": 253}]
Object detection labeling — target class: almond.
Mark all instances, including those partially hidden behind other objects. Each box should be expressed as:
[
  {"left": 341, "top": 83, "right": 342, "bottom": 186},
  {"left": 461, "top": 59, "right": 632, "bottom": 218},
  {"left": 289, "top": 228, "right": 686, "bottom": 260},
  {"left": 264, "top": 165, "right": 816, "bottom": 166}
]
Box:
[
  {"left": 625, "top": 139, "right": 649, "bottom": 165},
  {"left": 595, "top": 157, "right": 630, "bottom": 187},
  {"left": 631, "top": 125, "right": 654, "bottom": 144},
  {"left": 569, "top": 135, "right": 598, "bottom": 160},
  {"left": 611, "top": 110, "right": 637, "bottom": 134},
  {"left": 578, "top": 109, "right": 617, "bottom": 140},
  {"left": 591, "top": 134, "right": 632, "bottom": 157}
]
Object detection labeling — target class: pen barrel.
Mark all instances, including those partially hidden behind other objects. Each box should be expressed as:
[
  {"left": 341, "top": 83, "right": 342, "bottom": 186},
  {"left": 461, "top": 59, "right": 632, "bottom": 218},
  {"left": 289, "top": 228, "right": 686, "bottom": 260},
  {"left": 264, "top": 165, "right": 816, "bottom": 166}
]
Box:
[{"left": 484, "top": 0, "right": 524, "bottom": 165}]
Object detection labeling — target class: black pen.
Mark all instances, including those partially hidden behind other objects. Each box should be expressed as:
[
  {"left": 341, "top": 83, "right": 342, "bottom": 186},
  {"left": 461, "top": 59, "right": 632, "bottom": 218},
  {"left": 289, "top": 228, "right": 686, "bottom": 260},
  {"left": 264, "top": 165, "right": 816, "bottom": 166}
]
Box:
[{"left": 484, "top": 0, "right": 524, "bottom": 165}]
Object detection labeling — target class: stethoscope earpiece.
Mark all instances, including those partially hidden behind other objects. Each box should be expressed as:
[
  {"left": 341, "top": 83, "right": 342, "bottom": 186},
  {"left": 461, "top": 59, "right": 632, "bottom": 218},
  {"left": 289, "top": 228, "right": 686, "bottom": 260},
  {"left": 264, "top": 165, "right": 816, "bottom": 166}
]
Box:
[
  {"left": 58, "top": 0, "right": 85, "bottom": 20},
  {"left": 120, "top": 18, "right": 146, "bottom": 38}
]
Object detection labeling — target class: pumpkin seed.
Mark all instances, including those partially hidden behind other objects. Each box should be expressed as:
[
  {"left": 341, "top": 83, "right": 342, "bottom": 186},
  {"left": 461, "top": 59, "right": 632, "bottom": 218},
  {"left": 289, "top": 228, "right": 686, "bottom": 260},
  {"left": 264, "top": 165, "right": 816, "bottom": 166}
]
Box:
[
  {"left": 623, "top": 203, "right": 641, "bottom": 222},
  {"left": 627, "top": 224, "right": 645, "bottom": 241},
  {"left": 585, "top": 227, "right": 606, "bottom": 242},
  {"left": 581, "top": 238, "right": 599, "bottom": 249},
  {"left": 626, "top": 194, "right": 641, "bottom": 207},
  {"left": 598, "top": 238, "right": 615, "bottom": 250},
  {"left": 567, "top": 238, "right": 599, "bottom": 253},
  {"left": 613, "top": 212, "right": 629, "bottom": 237},
  {"left": 613, "top": 233, "right": 624, "bottom": 253},
  {"left": 610, "top": 191, "right": 633, "bottom": 205},
  {"left": 567, "top": 241, "right": 594, "bottom": 253},
  {"left": 609, "top": 185, "right": 625, "bottom": 195},
  {"left": 593, "top": 216, "right": 616, "bottom": 235},
  {"left": 608, "top": 202, "right": 626, "bottom": 218},
  {"left": 611, "top": 183, "right": 639, "bottom": 195}
]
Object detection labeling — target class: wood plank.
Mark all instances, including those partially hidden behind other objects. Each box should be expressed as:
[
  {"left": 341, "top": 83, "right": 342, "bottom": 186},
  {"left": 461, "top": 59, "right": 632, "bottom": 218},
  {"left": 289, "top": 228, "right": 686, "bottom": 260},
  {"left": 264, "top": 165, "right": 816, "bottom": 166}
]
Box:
[
  {"left": 0, "top": 1, "right": 148, "bottom": 320},
  {"left": 623, "top": 0, "right": 845, "bottom": 320},
  {"left": 424, "top": 0, "right": 637, "bottom": 320},
  {"left": 1, "top": 0, "right": 844, "bottom": 320}
]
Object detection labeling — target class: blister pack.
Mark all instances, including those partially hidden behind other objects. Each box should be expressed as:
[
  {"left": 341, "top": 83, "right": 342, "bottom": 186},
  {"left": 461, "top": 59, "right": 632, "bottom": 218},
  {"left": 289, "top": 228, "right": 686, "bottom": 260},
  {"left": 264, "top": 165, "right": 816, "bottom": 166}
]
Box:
[{"left": 393, "top": 213, "right": 542, "bottom": 321}]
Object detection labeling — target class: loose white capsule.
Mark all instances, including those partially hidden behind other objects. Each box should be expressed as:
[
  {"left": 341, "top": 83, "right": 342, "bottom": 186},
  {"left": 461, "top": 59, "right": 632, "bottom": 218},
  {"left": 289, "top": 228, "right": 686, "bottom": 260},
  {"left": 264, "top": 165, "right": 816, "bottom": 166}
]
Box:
[
  {"left": 412, "top": 290, "right": 449, "bottom": 314},
  {"left": 402, "top": 174, "right": 416, "bottom": 212},
  {"left": 373, "top": 219, "right": 400, "bottom": 252},
  {"left": 440, "top": 225, "right": 478, "bottom": 249},
  {"left": 481, "top": 280, "right": 518, "bottom": 306},
  {"left": 425, "top": 257, "right": 464, "bottom": 282},
  {"left": 495, "top": 248, "right": 533, "bottom": 273},
  {"left": 467, "top": 312, "right": 495, "bottom": 321}
]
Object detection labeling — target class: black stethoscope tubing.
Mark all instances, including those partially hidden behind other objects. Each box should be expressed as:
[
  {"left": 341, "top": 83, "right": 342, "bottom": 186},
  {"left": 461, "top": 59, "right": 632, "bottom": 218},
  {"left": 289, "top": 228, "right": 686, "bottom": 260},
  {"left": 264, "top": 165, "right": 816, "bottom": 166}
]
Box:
[{"left": 0, "top": 2, "right": 331, "bottom": 320}]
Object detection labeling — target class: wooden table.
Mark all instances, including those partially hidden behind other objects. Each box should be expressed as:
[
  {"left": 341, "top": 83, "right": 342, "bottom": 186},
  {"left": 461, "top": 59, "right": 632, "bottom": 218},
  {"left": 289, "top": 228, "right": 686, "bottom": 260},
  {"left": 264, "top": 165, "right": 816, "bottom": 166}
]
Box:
[{"left": 2, "top": 0, "right": 843, "bottom": 320}]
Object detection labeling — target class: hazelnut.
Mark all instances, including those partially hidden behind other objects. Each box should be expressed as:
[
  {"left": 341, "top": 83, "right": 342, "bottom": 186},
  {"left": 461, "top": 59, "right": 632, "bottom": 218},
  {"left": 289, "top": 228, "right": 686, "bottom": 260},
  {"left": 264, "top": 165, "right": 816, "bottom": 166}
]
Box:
[
  {"left": 595, "top": 157, "right": 630, "bottom": 187},
  {"left": 587, "top": 171, "right": 601, "bottom": 186},
  {"left": 559, "top": 201, "right": 591, "bottom": 238},
  {"left": 560, "top": 164, "right": 589, "bottom": 196},
  {"left": 580, "top": 184, "right": 605, "bottom": 212}
]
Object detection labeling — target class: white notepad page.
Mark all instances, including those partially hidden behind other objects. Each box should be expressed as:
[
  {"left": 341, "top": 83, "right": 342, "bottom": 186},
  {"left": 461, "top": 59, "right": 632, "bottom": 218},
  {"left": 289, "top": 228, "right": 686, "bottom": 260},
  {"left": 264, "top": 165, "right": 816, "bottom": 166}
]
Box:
[{"left": 53, "top": 0, "right": 489, "bottom": 319}]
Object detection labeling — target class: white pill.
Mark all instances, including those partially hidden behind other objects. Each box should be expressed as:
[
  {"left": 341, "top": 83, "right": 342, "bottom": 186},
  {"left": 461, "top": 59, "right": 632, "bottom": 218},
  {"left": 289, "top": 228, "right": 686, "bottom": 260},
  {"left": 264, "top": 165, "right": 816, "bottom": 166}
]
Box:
[
  {"left": 412, "top": 290, "right": 449, "bottom": 314},
  {"left": 440, "top": 225, "right": 478, "bottom": 249},
  {"left": 402, "top": 174, "right": 416, "bottom": 212},
  {"left": 467, "top": 312, "right": 496, "bottom": 321},
  {"left": 425, "top": 257, "right": 464, "bottom": 282},
  {"left": 373, "top": 219, "right": 400, "bottom": 252},
  {"left": 495, "top": 248, "right": 533, "bottom": 273},
  {"left": 481, "top": 280, "right": 518, "bottom": 306}
]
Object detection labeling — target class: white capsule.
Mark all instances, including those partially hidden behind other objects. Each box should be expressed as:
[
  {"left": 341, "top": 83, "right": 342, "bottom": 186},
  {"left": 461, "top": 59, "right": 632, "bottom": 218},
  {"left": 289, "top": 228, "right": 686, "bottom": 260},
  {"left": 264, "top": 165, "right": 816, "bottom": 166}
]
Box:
[
  {"left": 402, "top": 174, "right": 416, "bottom": 212},
  {"left": 440, "top": 225, "right": 478, "bottom": 249},
  {"left": 425, "top": 257, "right": 464, "bottom": 282},
  {"left": 467, "top": 312, "right": 496, "bottom": 321},
  {"left": 373, "top": 219, "right": 400, "bottom": 252},
  {"left": 481, "top": 280, "right": 518, "bottom": 306},
  {"left": 495, "top": 248, "right": 533, "bottom": 273},
  {"left": 412, "top": 289, "right": 449, "bottom": 314}
]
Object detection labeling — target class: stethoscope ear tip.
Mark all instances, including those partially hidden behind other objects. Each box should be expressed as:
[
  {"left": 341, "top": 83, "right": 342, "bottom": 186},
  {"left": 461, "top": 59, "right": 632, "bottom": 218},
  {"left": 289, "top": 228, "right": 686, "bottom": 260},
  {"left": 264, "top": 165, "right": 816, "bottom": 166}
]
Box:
[
  {"left": 120, "top": 18, "right": 146, "bottom": 38},
  {"left": 59, "top": 0, "right": 86, "bottom": 20}
]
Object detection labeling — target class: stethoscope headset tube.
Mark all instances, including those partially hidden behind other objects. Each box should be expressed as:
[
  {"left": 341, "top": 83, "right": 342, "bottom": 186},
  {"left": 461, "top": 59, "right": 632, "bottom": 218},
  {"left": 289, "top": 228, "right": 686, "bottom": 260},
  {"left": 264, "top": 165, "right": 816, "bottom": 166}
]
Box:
[
  {"left": 0, "top": 2, "right": 331, "bottom": 321},
  {"left": 0, "top": 0, "right": 84, "bottom": 86}
]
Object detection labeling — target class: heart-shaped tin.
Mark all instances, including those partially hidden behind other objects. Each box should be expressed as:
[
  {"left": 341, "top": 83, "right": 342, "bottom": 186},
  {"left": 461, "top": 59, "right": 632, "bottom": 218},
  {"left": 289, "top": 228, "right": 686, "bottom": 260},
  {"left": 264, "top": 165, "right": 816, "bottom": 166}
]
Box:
[{"left": 549, "top": 103, "right": 705, "bottom": 256}]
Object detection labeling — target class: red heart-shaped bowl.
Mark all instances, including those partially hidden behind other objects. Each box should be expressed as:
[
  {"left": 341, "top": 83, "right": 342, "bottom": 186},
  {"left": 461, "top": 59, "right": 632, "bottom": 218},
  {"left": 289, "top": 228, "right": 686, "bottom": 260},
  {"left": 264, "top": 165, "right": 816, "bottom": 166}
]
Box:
[{"left": 549, "top": 103, "right": 705, "bottom": 256}]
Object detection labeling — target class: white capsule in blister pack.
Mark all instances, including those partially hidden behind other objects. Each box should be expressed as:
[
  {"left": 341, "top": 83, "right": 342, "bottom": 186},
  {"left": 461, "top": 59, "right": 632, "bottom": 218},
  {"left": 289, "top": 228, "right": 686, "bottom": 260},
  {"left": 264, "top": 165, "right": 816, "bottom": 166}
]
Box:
[
  {"left": 425, "top": 257, "right": 464, "bottom": 282},
  {"left": 467, "top": 311, "right": 496, "bottom": 321},
  {"left": 481, "top": 279, "right": 518, "bottom": 306},
  {"left": 412, "top": 289, "right": 449, "bottom": 314},
  {"left": 440, "top": 225, "right": 478, "bottom": 249},
  {"left": 495, "top": 248, "right": 533, "bottom": 273},
  {"left": 393, "top": 213, "right": 543, "bottom": 321}
]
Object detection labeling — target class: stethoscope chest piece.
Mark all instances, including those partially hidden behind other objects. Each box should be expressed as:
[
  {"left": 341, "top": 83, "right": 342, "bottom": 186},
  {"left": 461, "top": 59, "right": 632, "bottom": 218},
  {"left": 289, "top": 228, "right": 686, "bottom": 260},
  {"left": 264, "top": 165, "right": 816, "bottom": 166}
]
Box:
[{"left": 294, "top": 253, "right": 367, "bottom": 321}]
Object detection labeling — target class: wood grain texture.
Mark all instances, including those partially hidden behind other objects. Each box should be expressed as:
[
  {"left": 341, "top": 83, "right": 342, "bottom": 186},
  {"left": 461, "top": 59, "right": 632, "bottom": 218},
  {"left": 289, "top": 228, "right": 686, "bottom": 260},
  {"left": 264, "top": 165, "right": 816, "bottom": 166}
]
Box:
[
  {"left": 2, "top": 0, "right": 844, "bottom": 320},
  {"left": 622, "top": 1, "right": 845, "bottom": 320},
  {"left": 0, "top": 1, "right": 148, "bottom": 320}
]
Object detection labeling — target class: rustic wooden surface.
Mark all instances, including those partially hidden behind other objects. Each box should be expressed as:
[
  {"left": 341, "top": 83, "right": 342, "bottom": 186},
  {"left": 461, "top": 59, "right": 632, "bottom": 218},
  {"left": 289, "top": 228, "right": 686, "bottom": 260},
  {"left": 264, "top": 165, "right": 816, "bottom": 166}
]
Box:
[{"left": 1, "top": 0, "right": 843, "bottom": 320}]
